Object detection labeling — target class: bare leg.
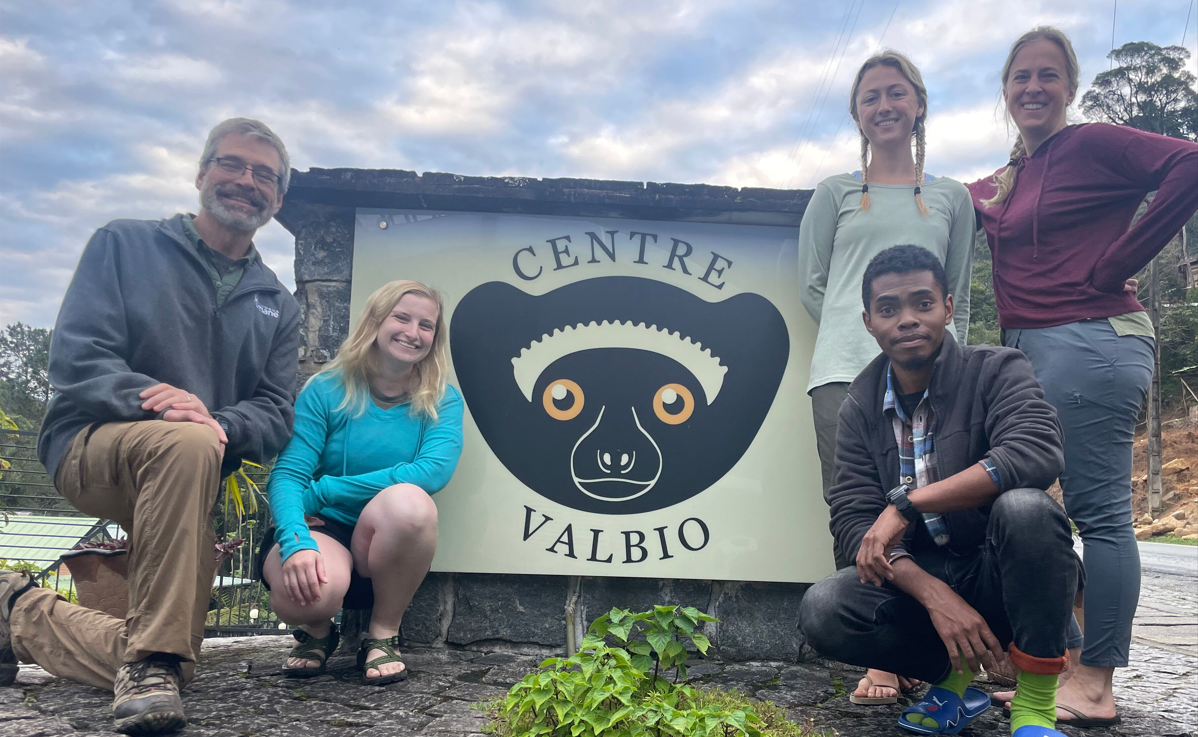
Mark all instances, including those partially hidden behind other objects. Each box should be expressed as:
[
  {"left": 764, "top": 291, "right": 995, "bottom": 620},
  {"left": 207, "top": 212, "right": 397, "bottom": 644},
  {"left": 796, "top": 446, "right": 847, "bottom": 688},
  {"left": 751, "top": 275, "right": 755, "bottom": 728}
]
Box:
[
  {"left": 350, "top": 484, "right": 438, "bottom": 679},
  {"left": 262, "top": 531, "right": 353, "bottom": 668}
]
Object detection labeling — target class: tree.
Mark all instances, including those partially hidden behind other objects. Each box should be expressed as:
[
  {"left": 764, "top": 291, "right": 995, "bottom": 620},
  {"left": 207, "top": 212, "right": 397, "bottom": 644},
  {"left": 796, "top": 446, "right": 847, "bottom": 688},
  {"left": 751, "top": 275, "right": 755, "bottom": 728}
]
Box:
[
  {"left": 0, "top": 323, "right": 52, "bottom": 430},
  {"left": 1081, "top": 42, "right": 1198, "bottom": 141}
]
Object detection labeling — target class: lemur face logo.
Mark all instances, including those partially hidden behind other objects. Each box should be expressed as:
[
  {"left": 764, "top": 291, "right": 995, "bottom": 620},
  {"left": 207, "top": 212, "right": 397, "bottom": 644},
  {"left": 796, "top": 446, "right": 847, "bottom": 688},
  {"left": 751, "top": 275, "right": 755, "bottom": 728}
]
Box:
[{"left": 450, "top": 277, "right": 789, "bottom": 515}]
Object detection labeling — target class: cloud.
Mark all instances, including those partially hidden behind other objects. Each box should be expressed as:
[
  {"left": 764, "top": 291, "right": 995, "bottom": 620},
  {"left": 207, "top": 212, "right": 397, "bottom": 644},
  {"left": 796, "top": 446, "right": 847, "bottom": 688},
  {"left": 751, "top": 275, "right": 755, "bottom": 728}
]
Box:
[{"left": 0, "top": 0, "right": 1185, "bottom": 326}]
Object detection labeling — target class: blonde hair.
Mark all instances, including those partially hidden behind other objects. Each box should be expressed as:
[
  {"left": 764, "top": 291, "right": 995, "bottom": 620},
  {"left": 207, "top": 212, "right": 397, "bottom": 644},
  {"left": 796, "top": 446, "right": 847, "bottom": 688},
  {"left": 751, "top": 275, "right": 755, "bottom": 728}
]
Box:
[
  {"left": 982, "top": 26, "right": 1081, "bottom": 208},
  {"left": 313, "top": 280, "right": 449, "bottom": 421},
  {"left": 848, "top": 50, "right": 929, "bottom": 216}
]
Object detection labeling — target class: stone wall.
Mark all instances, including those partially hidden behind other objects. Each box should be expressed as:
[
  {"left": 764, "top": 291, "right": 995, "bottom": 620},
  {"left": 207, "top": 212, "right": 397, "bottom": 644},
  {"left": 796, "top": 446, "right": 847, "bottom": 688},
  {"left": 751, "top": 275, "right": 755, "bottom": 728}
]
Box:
[{"left": 275, "top": 169, "right": 816, "bottom": 662}]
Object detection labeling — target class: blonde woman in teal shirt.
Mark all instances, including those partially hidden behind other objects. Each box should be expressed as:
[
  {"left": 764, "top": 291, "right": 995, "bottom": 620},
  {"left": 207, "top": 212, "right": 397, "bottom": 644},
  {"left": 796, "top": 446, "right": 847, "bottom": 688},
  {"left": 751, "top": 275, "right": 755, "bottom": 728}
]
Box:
[
  {"left": 797, "top": 50, "right": 974, "bottom": 706},
  {"left": 258, "top": 280, "right": 464, "bottom": 685}
]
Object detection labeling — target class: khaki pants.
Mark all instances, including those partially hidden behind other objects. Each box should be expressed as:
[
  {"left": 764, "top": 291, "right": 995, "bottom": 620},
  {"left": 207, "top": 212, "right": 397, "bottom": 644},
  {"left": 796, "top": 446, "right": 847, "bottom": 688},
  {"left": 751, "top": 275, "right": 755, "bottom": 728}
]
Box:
[{"left": 11, "top": 421, "right": 222, "bottom": 691}]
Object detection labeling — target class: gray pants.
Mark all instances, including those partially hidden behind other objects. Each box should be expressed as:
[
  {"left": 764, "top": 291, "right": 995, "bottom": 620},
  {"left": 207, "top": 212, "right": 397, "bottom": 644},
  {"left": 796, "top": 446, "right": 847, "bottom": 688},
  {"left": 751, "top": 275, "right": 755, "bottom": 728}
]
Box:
[
  {"left": 811, "top": 382, "right": 852, "bottom": 570},
  {"left": 1005, "top": 319, "right": 1154, "bottom": 668}
]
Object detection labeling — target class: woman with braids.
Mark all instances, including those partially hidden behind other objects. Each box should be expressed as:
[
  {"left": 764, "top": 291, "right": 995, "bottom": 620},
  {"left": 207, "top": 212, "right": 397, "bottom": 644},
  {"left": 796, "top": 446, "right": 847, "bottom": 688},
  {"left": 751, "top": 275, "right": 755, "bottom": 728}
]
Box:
[
  {"left": 798, "top": 50, "right": 973, "bottom": 706},
  {"left": 257, "top": 280, "right": 464, "bottom": 685},
  {"left": 968, "top": 27, "right": 1198, "bottom": 730}
]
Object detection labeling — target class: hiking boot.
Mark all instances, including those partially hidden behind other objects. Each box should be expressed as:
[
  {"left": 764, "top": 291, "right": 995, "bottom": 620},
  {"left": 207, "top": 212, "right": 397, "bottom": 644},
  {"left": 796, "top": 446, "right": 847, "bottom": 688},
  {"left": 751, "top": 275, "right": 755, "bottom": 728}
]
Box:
[
  {"left": 0, "top": 570, "right": 35, "bottom": 687},
  {"left": 112, "top": 655, "right": 187, "bottom": 735}
]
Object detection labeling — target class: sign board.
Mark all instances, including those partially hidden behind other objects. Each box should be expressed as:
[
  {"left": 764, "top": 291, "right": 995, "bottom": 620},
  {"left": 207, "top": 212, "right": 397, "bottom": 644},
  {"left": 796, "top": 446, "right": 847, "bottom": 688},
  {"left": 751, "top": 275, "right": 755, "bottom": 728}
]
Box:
[{"left": 351, "top": 208, "right": 832, "bottom": 583}]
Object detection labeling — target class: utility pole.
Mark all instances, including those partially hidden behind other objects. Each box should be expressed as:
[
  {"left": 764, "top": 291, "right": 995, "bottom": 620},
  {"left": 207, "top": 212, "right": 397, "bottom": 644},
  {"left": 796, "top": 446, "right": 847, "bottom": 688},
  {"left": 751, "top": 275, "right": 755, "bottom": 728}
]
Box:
[{"left": 1147, "top": 253, "right": 1163, "bottom": 516}]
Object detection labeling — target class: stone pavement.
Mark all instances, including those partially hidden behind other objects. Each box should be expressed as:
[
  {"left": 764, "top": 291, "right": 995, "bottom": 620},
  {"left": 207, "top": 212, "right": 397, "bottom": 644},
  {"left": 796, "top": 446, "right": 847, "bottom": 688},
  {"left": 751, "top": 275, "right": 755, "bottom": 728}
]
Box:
[{"left": 4, "top": 633, "right": 1193, "bottom": 737}]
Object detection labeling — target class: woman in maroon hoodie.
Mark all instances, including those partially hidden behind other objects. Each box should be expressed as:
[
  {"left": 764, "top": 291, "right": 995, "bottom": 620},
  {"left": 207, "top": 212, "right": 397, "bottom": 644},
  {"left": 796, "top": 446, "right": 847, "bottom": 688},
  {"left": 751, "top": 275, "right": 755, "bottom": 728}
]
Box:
[{"left": 968, "top": 26, "right": 1198, "bottom": 727}]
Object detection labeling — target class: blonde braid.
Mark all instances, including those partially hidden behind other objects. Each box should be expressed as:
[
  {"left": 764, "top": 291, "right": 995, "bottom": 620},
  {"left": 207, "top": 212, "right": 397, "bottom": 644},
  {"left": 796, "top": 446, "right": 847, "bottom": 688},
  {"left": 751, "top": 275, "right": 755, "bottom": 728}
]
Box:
[
  {"left": 859, "top": 133, "right": 872, "bottom": 211},
  {"left": 981, "top": 135, "right": 1027, "bottom": 208},
  {"left": 913, "top": 118, "right": 929, "bottom": 216}
]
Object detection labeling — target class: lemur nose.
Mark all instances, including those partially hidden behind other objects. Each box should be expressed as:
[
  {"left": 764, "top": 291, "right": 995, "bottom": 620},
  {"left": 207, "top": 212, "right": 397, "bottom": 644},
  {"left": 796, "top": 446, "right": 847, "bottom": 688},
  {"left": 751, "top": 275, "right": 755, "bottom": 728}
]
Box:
[{"left": 598, "top": 450, "right": 635, "bottom": 474}]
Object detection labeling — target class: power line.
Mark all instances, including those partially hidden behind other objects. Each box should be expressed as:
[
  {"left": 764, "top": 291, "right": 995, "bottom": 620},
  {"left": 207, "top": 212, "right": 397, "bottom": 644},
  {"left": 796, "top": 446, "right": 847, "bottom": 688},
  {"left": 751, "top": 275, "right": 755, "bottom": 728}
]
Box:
[
  {"left": 1111, "top": 0, "right": 1117, "bottom": 69},
  {"left": 806, "top": 0, "right": 903, "bottom": 187},
  {"left": 783, "top": 2, "right": 858, "bottom": 172},
  {"left": 787, "top": 0, "right": 867, "bottom": 188},
  {"left": 1184, "top": 0, "right": 1195, "bottom": 47}
]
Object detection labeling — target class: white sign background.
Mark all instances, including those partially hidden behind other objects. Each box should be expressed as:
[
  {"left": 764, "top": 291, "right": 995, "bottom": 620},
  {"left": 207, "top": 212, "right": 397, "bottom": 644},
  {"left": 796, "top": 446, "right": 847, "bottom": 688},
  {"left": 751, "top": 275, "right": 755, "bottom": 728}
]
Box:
[{"left": 352, "top": 208, "right": 833, "bottom": 583}]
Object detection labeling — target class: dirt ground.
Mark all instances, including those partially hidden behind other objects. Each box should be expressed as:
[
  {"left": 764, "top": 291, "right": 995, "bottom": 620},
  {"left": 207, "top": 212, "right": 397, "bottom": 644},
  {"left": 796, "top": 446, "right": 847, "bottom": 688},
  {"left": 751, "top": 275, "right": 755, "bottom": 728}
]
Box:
[
  {"left": 1131, "top": 421, "right": 1198, "bottom": 520},
  {"left": 1043, "top": 417, "right": 1198, "bottom": 538}
]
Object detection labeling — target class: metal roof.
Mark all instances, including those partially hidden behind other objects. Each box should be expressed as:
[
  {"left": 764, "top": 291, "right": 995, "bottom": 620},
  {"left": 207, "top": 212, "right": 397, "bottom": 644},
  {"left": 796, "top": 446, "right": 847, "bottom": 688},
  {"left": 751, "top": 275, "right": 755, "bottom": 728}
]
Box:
[{"left": 0, "top": 515, "right": 120, "bottom": 568}]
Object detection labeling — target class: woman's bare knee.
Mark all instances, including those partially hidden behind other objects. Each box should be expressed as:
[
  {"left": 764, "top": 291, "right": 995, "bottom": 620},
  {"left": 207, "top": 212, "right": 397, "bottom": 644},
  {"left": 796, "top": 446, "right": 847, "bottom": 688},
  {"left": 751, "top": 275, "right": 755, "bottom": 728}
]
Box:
[
  {"left": 261, "top": 535, "right": 353, "bottom": 623},
  {"left": 363, "top": 484, "right": 437, "bottom": 534}
]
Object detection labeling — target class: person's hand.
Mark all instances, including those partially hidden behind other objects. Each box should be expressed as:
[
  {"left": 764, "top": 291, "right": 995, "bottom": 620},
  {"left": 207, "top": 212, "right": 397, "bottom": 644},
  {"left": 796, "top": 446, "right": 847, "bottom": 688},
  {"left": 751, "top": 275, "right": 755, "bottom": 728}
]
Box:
[
  {"left": 141, "top": 383, "right": 212, "bottom": 418},
  {"left": 856, "top": 504, "right": 910, "bottom": 586},
  {"left": 925, "top": 587, "right": 1005, "bottom": 675},
  {"left": 1123, "top": 278, "right": 1138, "bottom": 293},
  {"left": 161, "top": 408, "right": 228, "bottom": 447},
  {"left": 281, "top": 549, "right": 327, "bottom": 606}
]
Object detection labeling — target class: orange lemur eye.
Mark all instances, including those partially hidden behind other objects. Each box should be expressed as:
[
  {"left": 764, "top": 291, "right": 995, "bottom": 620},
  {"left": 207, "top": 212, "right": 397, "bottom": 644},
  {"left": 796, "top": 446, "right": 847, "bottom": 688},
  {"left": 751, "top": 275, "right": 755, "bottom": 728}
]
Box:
[
  {"left": 543, "top": 379, "right": 585, "bottom": 421},
  {"left": 653, "top": 384, "right": 694, "bottom": 425}
]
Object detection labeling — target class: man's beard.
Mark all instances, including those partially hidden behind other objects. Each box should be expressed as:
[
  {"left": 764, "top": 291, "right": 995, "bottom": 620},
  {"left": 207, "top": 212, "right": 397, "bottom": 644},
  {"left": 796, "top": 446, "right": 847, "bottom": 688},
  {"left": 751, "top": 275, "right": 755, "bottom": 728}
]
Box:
[
  {"left": 895, "top": 342, "right": 943, "bottom": 372},
  {"left": 896, "top": 354, "right": 933, "bottom": 372},
  {"left": 200, "top": 181, "right": 275, "bottom": 233}
]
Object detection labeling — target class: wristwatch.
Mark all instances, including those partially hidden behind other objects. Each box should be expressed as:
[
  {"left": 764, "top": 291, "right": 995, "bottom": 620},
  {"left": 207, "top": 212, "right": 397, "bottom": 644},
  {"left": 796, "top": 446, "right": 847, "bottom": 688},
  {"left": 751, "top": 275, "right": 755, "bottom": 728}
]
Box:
[{"left": 885, "top": 483, "right": 921, "bottom": 523}]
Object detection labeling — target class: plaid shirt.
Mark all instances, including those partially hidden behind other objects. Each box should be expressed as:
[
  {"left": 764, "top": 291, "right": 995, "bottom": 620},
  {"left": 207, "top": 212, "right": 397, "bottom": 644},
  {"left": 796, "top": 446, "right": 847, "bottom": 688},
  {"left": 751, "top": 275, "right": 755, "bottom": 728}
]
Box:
[
  {"left": 883, "top": 366, "right": 949, "bottom": 548},
  {"left": 884, "top": 365, "right": 1003, "bottom": 553}
]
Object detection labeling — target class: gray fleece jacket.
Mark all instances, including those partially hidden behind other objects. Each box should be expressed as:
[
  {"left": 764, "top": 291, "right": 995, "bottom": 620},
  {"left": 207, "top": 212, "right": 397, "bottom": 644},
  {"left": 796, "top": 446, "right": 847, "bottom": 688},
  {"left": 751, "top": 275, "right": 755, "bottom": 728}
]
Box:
[{"left": 38, "top": 214, "right": 301, "bottom": 480}]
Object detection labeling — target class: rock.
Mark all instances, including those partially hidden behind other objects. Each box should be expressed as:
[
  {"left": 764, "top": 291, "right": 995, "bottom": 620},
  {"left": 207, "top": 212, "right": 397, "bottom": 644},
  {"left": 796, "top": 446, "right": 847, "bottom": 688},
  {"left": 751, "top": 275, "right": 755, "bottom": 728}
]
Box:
[
  {"left": 580, "top": 577, "right": 711, "bottom": 627},
  {"left": 1183, "top": 534, "right": 1198, "bottom": 540},
  {"left": 448, "top": 574, "right": 569, "bottom": 647},
  {"left": 1138, "top": 513, "right": 1154, "bottom": 525},
  {"left": 1162, "top": 458, "right": 1190, "bottom": 476},
  {"left": 1171, "top": 509, "right": 1187, "bottom": 521},
  {"left": 1135, "top": 527, "right": 1155, "bottom": 540},
  {"left": 715, "top": 582, "right": 813, "bottom": 662},
  {"left": 1160, "top": 517, "right": 1185, "bottom": 533}
]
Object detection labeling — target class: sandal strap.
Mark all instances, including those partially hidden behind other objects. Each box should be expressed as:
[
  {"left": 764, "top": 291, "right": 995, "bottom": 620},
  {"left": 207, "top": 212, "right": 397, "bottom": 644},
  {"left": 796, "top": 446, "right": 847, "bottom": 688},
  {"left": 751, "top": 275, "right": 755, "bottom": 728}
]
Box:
[
  {"left": 359, "top": 635, "right": 404, "bottom": 671},
  {"left": 289, "top": 624, "right": 339, "bottom": 664}
]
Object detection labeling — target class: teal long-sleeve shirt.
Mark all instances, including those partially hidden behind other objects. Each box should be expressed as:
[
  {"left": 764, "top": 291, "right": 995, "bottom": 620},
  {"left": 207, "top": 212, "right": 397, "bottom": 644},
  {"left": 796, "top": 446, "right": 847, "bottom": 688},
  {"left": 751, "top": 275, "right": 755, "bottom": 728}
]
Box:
[{"left": 268, "top": 372, "right": 465, "bottom": 562}]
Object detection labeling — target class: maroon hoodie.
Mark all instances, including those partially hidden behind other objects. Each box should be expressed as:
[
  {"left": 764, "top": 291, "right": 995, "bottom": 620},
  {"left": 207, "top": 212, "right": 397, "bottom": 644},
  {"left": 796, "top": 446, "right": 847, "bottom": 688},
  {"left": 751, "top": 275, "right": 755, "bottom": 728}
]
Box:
[{"left": 967, "top": 123, "right": 1198, "bottom": 329}]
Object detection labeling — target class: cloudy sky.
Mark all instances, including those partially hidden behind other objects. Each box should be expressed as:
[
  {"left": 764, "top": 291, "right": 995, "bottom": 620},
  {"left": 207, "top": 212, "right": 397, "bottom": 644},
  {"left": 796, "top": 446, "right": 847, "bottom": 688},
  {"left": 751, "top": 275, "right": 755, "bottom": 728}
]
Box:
[{"left": 2, "top": 0, "right": 1193, "bottom": 328}]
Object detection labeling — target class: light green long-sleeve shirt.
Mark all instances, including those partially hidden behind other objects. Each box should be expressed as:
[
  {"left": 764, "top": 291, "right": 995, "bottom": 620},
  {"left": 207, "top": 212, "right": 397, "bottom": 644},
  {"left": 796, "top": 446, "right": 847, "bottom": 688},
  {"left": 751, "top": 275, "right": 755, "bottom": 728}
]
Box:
[{"left": 798, "top": 173, "right": 974, "bottom": 393}]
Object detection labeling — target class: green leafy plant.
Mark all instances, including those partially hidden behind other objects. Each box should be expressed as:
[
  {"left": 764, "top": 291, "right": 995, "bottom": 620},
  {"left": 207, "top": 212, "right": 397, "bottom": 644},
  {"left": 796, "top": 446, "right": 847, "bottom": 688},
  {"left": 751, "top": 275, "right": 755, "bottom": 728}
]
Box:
[
  {"left": 591, "top": 605, "right": 715, "bottom": 686},
  {"left": 486, "top": 606, "right": 816, "bottom": 737}
]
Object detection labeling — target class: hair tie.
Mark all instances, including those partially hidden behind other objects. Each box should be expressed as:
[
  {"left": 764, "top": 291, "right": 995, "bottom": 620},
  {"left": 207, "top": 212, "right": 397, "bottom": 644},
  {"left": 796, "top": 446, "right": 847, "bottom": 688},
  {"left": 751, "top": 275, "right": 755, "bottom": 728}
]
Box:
[
  {"left": 913, "top": 186, "right": 921, "bottom": 196},
  {"left": 1007, "top": 159, "right": 1019, "bottom": 168},
  {"left": 861, "top": 184, "right": 869, "bottom": 193}
]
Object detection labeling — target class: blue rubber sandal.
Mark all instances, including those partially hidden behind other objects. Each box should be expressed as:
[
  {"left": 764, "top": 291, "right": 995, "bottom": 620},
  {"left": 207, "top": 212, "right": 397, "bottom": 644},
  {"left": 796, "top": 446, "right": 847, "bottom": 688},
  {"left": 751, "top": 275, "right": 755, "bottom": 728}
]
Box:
[
  {"left": 898, "top": 685, "right": 990, "bottom": 734},
  {"left": 1012, "top": 726, "right": 1067, "bottom": 737}
]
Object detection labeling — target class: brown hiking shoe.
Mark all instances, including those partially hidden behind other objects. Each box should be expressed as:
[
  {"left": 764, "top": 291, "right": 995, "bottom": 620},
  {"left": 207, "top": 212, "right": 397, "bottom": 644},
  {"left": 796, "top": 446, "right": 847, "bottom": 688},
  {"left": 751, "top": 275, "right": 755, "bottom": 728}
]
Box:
[
  {"left": 112, "top": 655, "right": 186, "bottom": 735},
  {"left": 0, "top": 570, "right": 35, "bottom": 687}
]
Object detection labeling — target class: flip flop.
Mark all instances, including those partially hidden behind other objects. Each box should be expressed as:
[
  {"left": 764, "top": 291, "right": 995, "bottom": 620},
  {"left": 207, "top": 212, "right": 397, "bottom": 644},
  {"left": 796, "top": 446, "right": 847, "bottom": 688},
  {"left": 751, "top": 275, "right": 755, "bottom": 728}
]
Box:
[
  {"left": 898, "top": 686, "right": 990, "bottom": 734},
  {"left": 849, "top": 673, "right": 900, "bottom": 705},
  {"left": 1056, "top": 704, "right": 1121, "bottom": 727},
  {"left": 1000, "top": 703, "right": 1121, "bottom": 728}
]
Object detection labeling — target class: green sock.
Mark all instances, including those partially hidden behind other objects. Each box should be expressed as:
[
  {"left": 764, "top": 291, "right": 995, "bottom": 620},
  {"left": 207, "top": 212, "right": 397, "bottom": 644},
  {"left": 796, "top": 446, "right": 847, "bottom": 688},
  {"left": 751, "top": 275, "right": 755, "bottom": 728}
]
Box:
[
  {"left": 1009, "top": 671, "right": 1057, "bottom": 732},
  {"left": 904, "top": 656, "right": 975, "bottom": 729},
  {"left": 936, "top": 655, "right": 975, "bottom": 697}
]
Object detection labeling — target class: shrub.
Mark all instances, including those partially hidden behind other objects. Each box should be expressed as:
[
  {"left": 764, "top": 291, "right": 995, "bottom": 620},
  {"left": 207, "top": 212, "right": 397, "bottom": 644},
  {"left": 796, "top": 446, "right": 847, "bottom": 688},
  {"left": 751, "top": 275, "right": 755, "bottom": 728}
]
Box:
[{"left": 485, "top": 605, "right": 820, "bottom": 737}]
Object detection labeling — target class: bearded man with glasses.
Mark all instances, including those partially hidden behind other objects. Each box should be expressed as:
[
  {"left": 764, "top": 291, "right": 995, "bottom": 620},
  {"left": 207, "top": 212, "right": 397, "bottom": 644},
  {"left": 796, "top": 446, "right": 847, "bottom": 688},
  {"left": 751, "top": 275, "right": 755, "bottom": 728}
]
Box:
[{"left": 0, "top": 118, "right": 301, "bottom": 735}]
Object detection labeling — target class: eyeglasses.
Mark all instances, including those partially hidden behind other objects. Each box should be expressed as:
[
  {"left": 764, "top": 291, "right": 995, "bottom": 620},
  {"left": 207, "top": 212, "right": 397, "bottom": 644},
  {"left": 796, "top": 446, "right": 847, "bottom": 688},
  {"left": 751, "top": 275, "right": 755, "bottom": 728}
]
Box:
[{"left": 208, "top": 157, "right": 282, "bottom": 190}]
